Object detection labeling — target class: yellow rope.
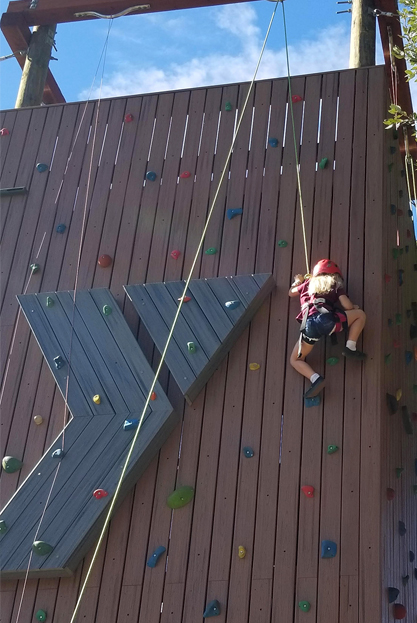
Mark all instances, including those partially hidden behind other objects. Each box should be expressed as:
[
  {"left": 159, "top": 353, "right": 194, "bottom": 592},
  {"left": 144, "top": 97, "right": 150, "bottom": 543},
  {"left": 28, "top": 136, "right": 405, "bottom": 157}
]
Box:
[
  {"left": 281, "top": 2, "right": 310, "bottom": 276},
  {"left": 69, "top": 4, "right": 280, "bottom": 621}
]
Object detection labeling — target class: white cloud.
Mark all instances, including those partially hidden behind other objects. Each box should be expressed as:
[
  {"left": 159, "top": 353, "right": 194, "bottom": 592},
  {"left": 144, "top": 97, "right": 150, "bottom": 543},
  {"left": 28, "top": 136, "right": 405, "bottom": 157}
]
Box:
[{"left": 80, "top": 6, "right": 350, "bottom": 100}]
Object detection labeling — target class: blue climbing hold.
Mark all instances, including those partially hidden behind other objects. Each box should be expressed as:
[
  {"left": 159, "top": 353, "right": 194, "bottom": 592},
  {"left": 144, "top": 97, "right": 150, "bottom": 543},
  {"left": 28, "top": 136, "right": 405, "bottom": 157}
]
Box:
[
  {"left": 203, "top": 599, "right": 221, "bottom": 618},
  {"left": 51, "top": 449, "right": 64, "bottom": 459},
  {"left": 405, "top": 245, "right": 409, "bottom": 253},
  {"left": 305, "top": 395, "right": 321, "bottom": 408},
  {"left": 147, "top": 545, "right": 166, "bottom": 568},
  {"left": 399, "top": 520, "right": 406, "bottom": 536},
  {"left": 398, "top": 269, "right": 404, "bottom": 286},
  {"left": 225, "top": 300, "right": 240, "bottom": 310},
  {"left": 268, "top": 137, "right": 278, "bottom": 147},
  {"left": 226, "top": 208, "right": 243, "bottom": 220},
  {"left": 36, "top": 163, "right": 48, "bottom": 173},
  {"left": 123, "top": 418, "right": 139, "bottom": 431},
  {"left": 243, "top": 446, "right": 254, "bottom": 458},
  {"left": 410, "top": 550, "right": 415, "bottom": 562},
  {"left": 53, "top": 356, "right": 65, "bottom": 370},
  {"left": 390, "top": 204, "right": 396, "bottom": 215},
  {"left": 388, "top": 587, "right": 399, "bottom": 603},
  {"left": 321, "top": 540, "right": 337, "bottom": 558},
  {"left": 405, "top": 351, "right": 412, "bottom": 365},
  {"left": 146, "top": 171, "right": 157, "bottom": 181},
  {"left": 56, "top": 224, "right": 66, "bottom": 234}
]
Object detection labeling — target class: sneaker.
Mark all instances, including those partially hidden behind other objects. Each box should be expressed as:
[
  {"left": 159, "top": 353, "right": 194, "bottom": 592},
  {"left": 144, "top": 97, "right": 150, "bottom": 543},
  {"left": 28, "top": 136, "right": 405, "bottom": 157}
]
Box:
[
  {"left": 342, "top": 347, "right": 367, "bottom": 360},
  {"left": 304, "top": 376, "right": 325, "bottom": 398}
]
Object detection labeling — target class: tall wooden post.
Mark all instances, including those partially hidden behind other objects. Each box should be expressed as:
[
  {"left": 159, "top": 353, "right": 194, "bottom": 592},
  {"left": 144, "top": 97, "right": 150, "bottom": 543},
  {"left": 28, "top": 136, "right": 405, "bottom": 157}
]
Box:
[
  {"left": 15, "top": 24, "right": 57, "bottom": 108},
  {"left": 349, "top": 0, "right": 376, "bottom": 67}
]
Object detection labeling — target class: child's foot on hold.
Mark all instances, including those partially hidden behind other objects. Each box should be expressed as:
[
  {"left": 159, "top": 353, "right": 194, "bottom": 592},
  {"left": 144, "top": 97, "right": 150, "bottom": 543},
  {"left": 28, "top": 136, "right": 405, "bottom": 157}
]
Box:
[
  {"left": 342, "top": 347, "right": 367, "bottom": 360},
  {"left": 304, "top": 375, "right": 325, "bottom": 398}
]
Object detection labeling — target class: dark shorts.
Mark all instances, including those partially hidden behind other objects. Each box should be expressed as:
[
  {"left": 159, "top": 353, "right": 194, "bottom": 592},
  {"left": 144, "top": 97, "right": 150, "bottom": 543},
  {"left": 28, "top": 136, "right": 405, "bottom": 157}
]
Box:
[{"left": 301, "top": 311, "right": 347, "bottom": 345}]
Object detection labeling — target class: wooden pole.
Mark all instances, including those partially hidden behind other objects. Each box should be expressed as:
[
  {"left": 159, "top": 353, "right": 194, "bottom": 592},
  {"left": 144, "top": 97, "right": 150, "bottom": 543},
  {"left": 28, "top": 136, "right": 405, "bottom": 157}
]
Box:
[
  {"left": 15, "top": 24, "right": 57, "bottom": 108},
  {"left": 349, "top": 0, "right": 376, "bottom": 67}
]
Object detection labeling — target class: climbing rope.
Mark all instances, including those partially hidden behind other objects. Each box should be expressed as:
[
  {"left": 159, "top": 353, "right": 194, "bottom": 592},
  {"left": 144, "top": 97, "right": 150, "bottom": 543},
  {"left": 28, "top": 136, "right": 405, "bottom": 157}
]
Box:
[
  {"left": 68, "top": 3, "right": 281, "bottom": 621},
  {"left": 281, "top": 1, "right": 310, "bottom": 276}
]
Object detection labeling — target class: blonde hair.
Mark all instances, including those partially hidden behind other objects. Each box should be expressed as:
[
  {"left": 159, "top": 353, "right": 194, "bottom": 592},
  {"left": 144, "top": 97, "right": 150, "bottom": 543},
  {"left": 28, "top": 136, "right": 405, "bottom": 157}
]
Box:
[{"left": 308, "top": 273, "right": 344, "bottom": 296}]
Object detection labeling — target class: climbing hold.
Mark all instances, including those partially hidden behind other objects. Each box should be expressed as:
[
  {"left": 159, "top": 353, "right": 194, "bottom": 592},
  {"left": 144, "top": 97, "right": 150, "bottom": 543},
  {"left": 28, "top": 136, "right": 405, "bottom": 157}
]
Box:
[
  {"left": 399, "top": 520, "right": 406, "bottom": 536},
  {"left": 243, "top": 446, "right": 254, "bottom": 458},
  {"left": 146, "top": 171, "right": 157, "bottom": 181},
  {"left": 387, "top": 318, "right": 393, "bottom": 327},
  {"left": 187, "top": 341, "right": 196, "bottom": 354},
  {"left": 150, "top": 392, "right": 157, "bottom": 401},
  {"left": 395, "top": 467, "right": 404, "bottom": 478},
  {"left": 298, "top": 601, "right": 311, "bottom": 613},
  {"left": 124, "top": 113, "right": 133, "bottom": 123},
  {"left": 388, "top": 587, "right": 399, "bottom": 603},
  {"left": 301, "top": 485, "right": 314, "bottom": 498},
  {"left": 203, "top": 599, "right": 221, "bottom": 618},
  {"left": 399, "top": 247, "right": 403, "bottom": 254},
  {"left": 170, "top": 249, "right": 181, "bottom": 260},
  {"left": 51, "top": 449, "right": 64, "bottom": 459},
  {"left": 54, "top": 356, "right": 65, "bottom": 370},
  {"left": 103, "top": 305, "right": 112, "bottom": 315},
  {"left": 395, "top": 313, "right": 402, "bottom": 325},
  {"left": 398, "top": 269, "right": 404, "bottom": 286},
  {"left": 410, "top": 325, "right": 417, "bottom": 339},
  {"left": 226, "top": 208, "right": 243, "bottom": 219},
  {"left": 225, "top": 102, "right": 232, "bottom": 111},
  {"left": 278, "top": 239, "right": 288, "bottom": 247},
  {"left": 326, "top": 356, "right": 339, "bottom": 366},
  {"left": 399, "top": 189, "right": 403, "bottom": 198},
  {"left": 386, "top": 393, "right": 398, "bottom": 415},
  {"left": 2, "top": 456, "right": 23, "bottom": 473},
  {"left": 45, "top": 296, "right": 54, "bottom": 308},
  {"left": 401, "top": 575, "right": 409, "bottom": 587},
  {"left": 321, "top": 540, "right": 337, "bottom": 558},
  {"left": 305, "top": 395, "right": 320, "bottom": 408},
  {"left": 393, "top": 604, "right": 406, "bottom": 619},
  {"left": 395, "top": 388, "right": 402, "bottom": 401},
  {"left": 397, "top": 209, "right": 403, "bottom": 216},
  {"left": 167, "top": 485, "right": 194, "bottom": 509},
  {"left": 123, "top": 418, "right": 139, "bottom": 431},
  {"left": 319, "top": 157, "right": 328, "bottom": 169},
  {"left": 410, "top": 551, "right": 415, "bottom": 562},
  {"left": 405, "top": 351, "right": 412, "bottom": 365},
  {"left": 384, "top": 274, "right": 392, "bottom": 283},
  {"left": 35, "top": 610, "right": 47, "bottom": 622},
  {"left": 386, "top": 488, "right": 395, "bottom": 501},
  {"left": 56, "top": 223, "right": 66, "bottom": 233},
  {"left": 406, "top": 309, "right": 411, "bottom": 319},
  {"left": 0, "top": 520, "right": 8, "bottom": 534},
  {"left": 390, "top": 146, "right": 396, "bottom": 154},
  {"left": 178, "top": 295, "right": 191, "bottom": 303},
  {"left": 384, "top": 354, "right": 392, "bottom": 365},
  {"left": 268, "top": 137, "right": 278, "bottom": 147},
  {"left": 0, "top": 128, "right": 9, "bottom": 136},
  {"left": 93, "top": 489, "right": 108, "bottom": 499},
  {"left": 32, "top": 541, "right": 54, "bottom": 556},
  {"left": 392, "top": 248, "right": 399, "bottom": 259},
  {"left": 93, "top": 394, "right": 101, "bottom": 404},
  {"left": 225, "top": 300, "right": 240, "bottom": 310},
  {"left": 205, "top": 247, "right": 217, "bottom": 255},
  {"left": 401, "top": 168, "right": 405, "bottom": 176},
  {"left": 292, "top": 94, "right": 303, "bottom": 103},
  {"left": 401, "top": 406, "right": 413, "bottom": 435},
  {"left": 30, "top": 263, "right": 40, "bottom": 273},
  {"left": 393, "top": 339, "right": 400, "bottom": 349},
  {"left": 406, "top": 245, "right": 410, "bottom": 253},
  {"left": 390, "top": 204, "right": 396, "bottom": 214},
  {"left": 147, "top": 545, "right": 166, "bottom": 568},
  {"left": 180, "top": 171, "right": 191, "bottom": 178},
  {"left": 238, "top": 546, "right": 246, "bottom": 558},
  {"left": 36, "top": 163, "right": 48, "bottom": 173},
  {"left": 413, "top": 485, "right": 417, "bottom": 495},
  {"left": 98, "top": 254, "right": 112, "bottom": 268},
  {"left": 249, "top": 363, "right": 260, "bottom": 370},
  {"left": 327, "top": 445, "right": 338, "bottom": 454},
  {"left": 33, "top": 415, "right": 43, "bottom": 425}
]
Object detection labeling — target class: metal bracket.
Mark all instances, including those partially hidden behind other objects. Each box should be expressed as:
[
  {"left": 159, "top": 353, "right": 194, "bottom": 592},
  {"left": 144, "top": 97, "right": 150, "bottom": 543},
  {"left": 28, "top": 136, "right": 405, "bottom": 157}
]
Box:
[
  {"left": 371, "top": 8, "right": 397, "bottom": 18},
  {"left": 74, "top": 3, "right": 150, "bottom": 19}
]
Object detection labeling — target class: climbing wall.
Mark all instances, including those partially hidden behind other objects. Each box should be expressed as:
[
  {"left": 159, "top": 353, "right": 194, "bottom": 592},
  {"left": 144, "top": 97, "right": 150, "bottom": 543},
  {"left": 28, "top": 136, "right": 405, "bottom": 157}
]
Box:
[{"left": 0, "top": 65, "right": 415, "bottom": 623}]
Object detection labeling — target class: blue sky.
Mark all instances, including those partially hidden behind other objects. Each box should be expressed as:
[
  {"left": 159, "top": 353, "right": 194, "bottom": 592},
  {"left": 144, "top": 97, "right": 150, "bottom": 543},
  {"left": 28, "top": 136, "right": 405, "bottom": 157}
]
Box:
[{"left": 0, "top": 0, "right": 397, "bottom": 110}]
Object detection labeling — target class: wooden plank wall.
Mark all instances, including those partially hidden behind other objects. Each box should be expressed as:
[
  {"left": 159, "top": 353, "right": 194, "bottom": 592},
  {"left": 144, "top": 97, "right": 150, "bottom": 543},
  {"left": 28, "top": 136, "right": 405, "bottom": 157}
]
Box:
[{"left": 0, "top": 65, "right": 405, "bottom": 623}]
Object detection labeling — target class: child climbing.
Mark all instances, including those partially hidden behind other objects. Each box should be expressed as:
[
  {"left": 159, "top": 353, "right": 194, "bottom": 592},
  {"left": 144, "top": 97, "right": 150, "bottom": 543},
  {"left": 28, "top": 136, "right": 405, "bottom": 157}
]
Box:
[{"left": 289, "top": 259, "right": 366, "bottom": 398}]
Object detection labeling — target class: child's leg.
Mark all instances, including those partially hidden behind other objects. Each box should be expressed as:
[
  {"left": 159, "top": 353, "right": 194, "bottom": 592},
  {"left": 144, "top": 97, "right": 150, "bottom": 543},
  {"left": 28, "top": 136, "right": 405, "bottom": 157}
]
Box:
[
  {"left": 343, "top": 309, "right": 366, "bottom": 359},
  {"left": 289, "top": 340, "right": 316, "bottom": 380}
]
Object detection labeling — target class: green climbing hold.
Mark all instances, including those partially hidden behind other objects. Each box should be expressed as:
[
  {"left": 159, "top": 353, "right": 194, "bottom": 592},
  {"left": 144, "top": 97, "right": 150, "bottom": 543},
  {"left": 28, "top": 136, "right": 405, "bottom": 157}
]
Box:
[
  {"left": 32, "top": 541, "right": 54, "bottom": 556},
  {"left": 30, "top": 263, "right": 40, "bottom": 273},
  {"left": 103, "top": 305, "right": 112, "bottom": 316},
  {"left": 384, "top": 354, "right": 392, "bottom": 365},
  {"left": 2, "top": 456, "right": 23, "bottom": 473},
  {"left": 388, "top": 162, "right": 394, "bottom": 172},
  {"left": 36, "top": 610, "right": 47, "bottom": 622},
  {"left": 395, "top": 313, "right": 402, "bottom": 325},
  {"left": 326, "top": 356, "right": 339, "bottom": 366},
  {"left": 298, "top": 601, "right": 311, "bottom": 613},
  {"left": 396, "top": 467, "right": 404, "bottom": 478},
  {"left": 225, "top": 102, "right": 232, "bottom": 111},
  {"left": 205, "top": 247, "right": 217, "bottom": 255},
  {"left": 413, "top": 385, "right": 417, "bottom": 394},
  {"left": 278, "top": 240, "right": 288, "bottom": 248},
  {"left": 167, "top": 485, "right": 194, "bottom": 509},
  {"left": 46, "top": 296, "right": 54, "bottom": 308},
  {"left": 203, "top": 599, "right": 221, "bottom": 618},
  {"left": 319, "top": 157, "right": 328, "bottom": 169},
  {"left": 327, "top": 445, "right": 338, "bottom": 454},
  {"left": 187, "top": 341, "right": 196, "bottom": 354},
  {"left": 392, "top": 248, "right": 399, "bottom": 259},
  {"left": 0, "top": 520, "right": 7, "bottom": 534}
]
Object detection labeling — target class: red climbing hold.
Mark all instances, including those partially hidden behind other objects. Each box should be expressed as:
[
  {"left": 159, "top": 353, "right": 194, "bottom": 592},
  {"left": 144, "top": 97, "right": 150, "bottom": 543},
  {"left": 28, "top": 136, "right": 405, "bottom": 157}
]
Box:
[
  {"left": 150, "top": 392, "right": 157, "bottom": 401},
  {"left": 384, "top": 274, "right": 392, "bottom": 283},
  {"left": 292, "top": 94, "right": 303, "bottom": 103},
  {"left": 125, "top": 113, "right": 134, "bottom": 123},
  {"left": 98, "top": 254, "right": 112, "bottom": 268},
  {"left": 178, "top": 296, "right": 191, "bottom": 303},
  {"left": 393, "top": 604, "right": 406, "bottom": 620},
  {"left": 93, "top": 489, "right": 108, "bottom": 499},
  {"left": 386, "top": 488, "right": 395, "bottom": 501},
  {"left": 171, "top": 249, "right": 181, "bottom": 260},
  {"left": 301, "top": 485, "right": 315, "bottom": 498},
  {"left": 393, "top": 339, "right": 400, "bottom": 349},
  {"left": 180, "top": 171, "right": 191, "bottom": 179},
  {"left": 0, "top": 128, "right": 9, "bottom": 136}
]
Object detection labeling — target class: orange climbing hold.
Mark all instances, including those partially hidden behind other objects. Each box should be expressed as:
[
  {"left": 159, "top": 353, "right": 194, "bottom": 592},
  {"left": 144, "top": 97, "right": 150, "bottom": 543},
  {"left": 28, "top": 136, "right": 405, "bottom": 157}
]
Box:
[
  {"left": 150, "top": 392, "right": 157, "bottom": 401},
  {"left": 98, "top": 254, "right": 112, "bottom": 268}
]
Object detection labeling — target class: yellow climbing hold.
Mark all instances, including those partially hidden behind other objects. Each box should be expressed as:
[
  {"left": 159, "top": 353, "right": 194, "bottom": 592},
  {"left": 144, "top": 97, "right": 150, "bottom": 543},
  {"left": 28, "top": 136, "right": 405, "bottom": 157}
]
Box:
[
  {"left": 93, "top": 394, "right": 101, "bottom": 405},
  {"left": 249, "top": 363, "right": 260, "bottom": 370},
  {"left": 238, "top": 546, "right": 246, "bottom": 559},
  {"left": 33, "top": 415, "right": 43, "bottom": 425},
  {"left": 396, "top": 388, "right": 402, "bottom": 401}
]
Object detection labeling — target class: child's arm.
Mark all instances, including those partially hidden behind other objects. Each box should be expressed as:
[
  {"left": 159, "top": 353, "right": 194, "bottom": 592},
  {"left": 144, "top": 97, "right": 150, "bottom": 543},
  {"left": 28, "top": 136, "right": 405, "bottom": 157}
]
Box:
[
  {"left": 339, "top": 294, "right": 360, "bottom": 311},
  {"left": 289, "top": 274, "right": 304, "bottom": 297}
]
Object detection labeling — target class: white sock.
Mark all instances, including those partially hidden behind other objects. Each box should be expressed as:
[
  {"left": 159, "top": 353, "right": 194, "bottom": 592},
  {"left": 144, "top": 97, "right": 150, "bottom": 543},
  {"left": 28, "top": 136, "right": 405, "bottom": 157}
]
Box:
[
  {"left": 310, "top": 373, "right": 320, "bottom": 384},
  {"left": 346, "top": 340, "right": 356, "bottom": 351}
]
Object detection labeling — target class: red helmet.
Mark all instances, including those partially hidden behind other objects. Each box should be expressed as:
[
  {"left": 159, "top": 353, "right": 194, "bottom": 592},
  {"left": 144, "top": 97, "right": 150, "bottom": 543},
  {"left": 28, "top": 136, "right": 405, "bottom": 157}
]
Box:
[{"left": 312, "top": 259, "right": 342, "bottom": 277}]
